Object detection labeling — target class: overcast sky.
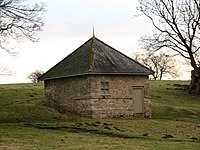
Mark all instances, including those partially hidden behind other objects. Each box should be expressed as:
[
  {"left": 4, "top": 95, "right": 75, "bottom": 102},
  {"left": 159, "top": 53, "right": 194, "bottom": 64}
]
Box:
[{"left": 0, "top": 0, "right": 190, "bottom": 84}]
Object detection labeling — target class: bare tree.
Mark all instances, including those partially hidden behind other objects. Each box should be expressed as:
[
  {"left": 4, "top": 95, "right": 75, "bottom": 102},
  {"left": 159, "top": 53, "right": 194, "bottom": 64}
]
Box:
[
  {"left": 0, "top": 0, "right": 45, "bottom": 52},
  {"left": 137, "top": 0, "right": 200, "bottom": 94},
  {"left": 27, "top": 69, "right": 44, "bottom": 83},
  {"left": 0, "top": 0, "right": 45, "bottom": 76},
  {"left": 0, "top": 64, "right": 14, "bottom": 75},
  {"left": 133, "top": 51, "right": 180, "bottom": 80}
]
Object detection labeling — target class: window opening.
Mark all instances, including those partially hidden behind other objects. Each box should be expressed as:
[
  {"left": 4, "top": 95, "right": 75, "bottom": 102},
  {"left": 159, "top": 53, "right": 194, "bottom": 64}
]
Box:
[{"left": 101, "top": 82, "right": 109, "bottom": 95}]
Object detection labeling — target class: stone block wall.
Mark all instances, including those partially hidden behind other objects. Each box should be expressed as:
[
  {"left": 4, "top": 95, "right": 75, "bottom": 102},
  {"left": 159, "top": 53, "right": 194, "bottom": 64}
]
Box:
[
  {"left": 89, "top": 75, "right": 150, "bottom": 118},
  {"left": 44, "top": 74, "right": 152, "bottom": 118},
  {"left": 44, "top": 75, "right": 92, "bottom": 116}
]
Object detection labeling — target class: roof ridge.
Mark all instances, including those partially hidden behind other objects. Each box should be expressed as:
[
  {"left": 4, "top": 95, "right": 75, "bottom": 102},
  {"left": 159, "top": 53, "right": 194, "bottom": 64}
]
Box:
[{"left": 88, "top": 36, "right": 95, "bottom": 71}]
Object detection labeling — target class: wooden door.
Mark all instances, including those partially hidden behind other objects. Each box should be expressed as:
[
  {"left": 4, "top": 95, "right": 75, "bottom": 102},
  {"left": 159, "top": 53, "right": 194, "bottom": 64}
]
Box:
[{"left": 132, "top": 86, "right": 144, "bottom": 114}]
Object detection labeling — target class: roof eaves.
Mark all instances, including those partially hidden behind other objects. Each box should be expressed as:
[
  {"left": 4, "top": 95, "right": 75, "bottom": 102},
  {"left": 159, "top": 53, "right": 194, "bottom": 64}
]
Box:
[
  {"left": 41, "top": 72, "right": 152, "bottom": 81},
  {"left": 89, "top": 72, "right": 152, "bottom": 76},
  {"left": 40, "top": 73, "right": 91, "bottom": 81}
]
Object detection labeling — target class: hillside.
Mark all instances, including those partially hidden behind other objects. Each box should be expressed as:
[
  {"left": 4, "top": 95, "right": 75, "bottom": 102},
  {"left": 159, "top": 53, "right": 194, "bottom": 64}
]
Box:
[{"left": 0, "top": 81, "right": 200, "bottom": 149}]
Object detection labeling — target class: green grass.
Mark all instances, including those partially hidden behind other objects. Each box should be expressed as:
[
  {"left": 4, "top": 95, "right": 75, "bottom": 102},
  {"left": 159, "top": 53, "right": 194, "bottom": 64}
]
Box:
[
  {"left": 0, "top": 81, "right": 200, "bottom": 149},
  {"left": 151, "top": 80, "right": 200, "bottom": 122},
  {"left": 0, "top": 83, "right": 69, "bottom": 123}
]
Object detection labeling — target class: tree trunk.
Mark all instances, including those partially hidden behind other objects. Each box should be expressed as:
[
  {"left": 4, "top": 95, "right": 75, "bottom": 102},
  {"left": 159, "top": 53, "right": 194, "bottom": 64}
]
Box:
[{"left": 189, "top": 68, "right": 200, "bottom": 94}]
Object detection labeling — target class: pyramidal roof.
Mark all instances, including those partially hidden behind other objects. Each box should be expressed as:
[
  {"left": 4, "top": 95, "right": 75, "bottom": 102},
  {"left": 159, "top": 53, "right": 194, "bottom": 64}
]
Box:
[{"left": 39, "top": 36, "right": 153, "bottom": 81}]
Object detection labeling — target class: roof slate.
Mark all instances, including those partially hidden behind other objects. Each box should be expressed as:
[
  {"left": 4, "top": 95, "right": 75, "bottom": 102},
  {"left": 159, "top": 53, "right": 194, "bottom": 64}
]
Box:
[{"left": 39, "top": 36, "right": 153, "bottom": 81}]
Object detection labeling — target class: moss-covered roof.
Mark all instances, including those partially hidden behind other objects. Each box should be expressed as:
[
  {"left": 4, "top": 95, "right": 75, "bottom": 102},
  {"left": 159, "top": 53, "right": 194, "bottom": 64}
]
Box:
[{"left": 39, "top": 36, "right": 153, "bottom": 81}]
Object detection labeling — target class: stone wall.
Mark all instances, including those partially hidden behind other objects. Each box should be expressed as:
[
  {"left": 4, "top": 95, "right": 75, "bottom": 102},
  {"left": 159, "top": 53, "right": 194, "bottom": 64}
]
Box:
[
  {"left": 44, "top": 75, "right": 92, "bottom": 116},
  {"left": 44, "top": 74, "right": 152, "bottom": 118},
  {"left": 89, "top": 75, "right": 150, "bottom": 118}
]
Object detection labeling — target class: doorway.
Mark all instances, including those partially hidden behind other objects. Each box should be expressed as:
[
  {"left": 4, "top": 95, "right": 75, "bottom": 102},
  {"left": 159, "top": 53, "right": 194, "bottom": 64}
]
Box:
[{"left": 132, "top": 86, "right": 144, "bottom": 114}]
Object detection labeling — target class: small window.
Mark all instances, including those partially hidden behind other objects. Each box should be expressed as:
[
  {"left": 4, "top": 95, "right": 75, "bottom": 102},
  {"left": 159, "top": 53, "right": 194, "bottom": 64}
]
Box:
[{"left": 101, "top": 82, "right": 109, "bottom": 95}]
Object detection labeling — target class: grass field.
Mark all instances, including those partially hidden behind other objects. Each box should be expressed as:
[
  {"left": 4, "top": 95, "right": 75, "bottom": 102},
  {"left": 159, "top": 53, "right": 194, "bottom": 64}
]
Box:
[{"left": 0, "top": 80, "right": 200, "bottom": 150}]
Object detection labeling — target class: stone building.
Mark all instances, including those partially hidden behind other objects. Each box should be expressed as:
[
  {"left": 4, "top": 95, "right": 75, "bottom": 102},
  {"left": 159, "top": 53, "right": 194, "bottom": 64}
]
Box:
[{"left": 39, "top": 36, "right": 153, "bottom": 118}]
